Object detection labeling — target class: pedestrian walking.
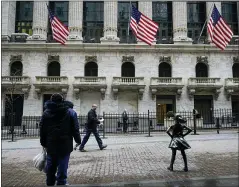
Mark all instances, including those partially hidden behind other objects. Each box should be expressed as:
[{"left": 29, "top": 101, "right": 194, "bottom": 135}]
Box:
[
  {"left": 166, "top": 114, "right": 192, "bottom": 172},
  {"left": 122, "top": 109, "right": 128, "bottom": 133},
  {"left": 40, "top": 93, "right": 81, "bottom": 186},
  {"left": 79, "top": 104, "right": 107, "bottom": 152}
]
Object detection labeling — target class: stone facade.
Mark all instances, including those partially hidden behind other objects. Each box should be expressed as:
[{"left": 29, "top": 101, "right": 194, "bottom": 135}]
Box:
[{"left": 1, "top": 1, "right": 239, "bottom": 116}]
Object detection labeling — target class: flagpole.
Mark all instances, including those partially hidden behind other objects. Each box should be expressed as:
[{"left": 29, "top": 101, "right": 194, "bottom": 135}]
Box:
[
  {"left": 197, "top": 3, "right": 214, "bottom": 44},
  {"left": 127, "top": 1, "right": 132, "bottom": 43}
]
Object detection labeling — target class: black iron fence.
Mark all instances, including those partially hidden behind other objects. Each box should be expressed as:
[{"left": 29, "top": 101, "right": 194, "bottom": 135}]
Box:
[{"left": 1, "top": 109, "right": 239, "bottom": 140}]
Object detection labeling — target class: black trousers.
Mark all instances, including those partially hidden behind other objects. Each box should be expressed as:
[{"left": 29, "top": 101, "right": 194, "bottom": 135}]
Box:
[
  {"left": 79, "top": 128, "right": 103, "bottom": 149},
  {"left": 123, "top": 120, "right": 128, "bottom": 132}
]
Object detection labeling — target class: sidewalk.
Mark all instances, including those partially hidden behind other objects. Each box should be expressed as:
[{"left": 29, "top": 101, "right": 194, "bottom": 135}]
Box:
[{"left": 1, "top": 130, "right": 238, "bottom": 187}]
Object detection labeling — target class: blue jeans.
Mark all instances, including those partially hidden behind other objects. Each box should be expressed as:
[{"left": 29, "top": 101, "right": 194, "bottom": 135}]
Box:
[
  {"left": 46, "top": 154, "right": 70, "bottom": 186},
  {"left": 79, "top": 128, "right": 103, "bottom": 149}
]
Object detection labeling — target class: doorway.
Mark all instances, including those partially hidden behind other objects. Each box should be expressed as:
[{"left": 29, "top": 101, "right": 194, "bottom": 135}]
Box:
[
  {"left": 156, "top": 95, "right": 175, "bottom": 125},
  {"left": 232, "top": 95, "right": 239, "bottom": 123},
  {"left": 194, "top": 95, "right": 213, "bottom": 124}
]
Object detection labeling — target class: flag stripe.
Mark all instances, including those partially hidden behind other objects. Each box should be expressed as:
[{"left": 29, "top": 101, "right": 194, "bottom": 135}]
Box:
[
  {"left": 47, "top": 6, "right": 69, "bottom": 45},
  {"left": 130, "top": 5, "right": 158, "bottom": 46},
  {"left": 207, "top": 4, "right": 233, "bottom": 50}
]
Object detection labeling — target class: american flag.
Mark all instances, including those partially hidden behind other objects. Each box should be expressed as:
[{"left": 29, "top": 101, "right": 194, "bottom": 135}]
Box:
[
  {"left": 47, "top": 5, "right": 69, "bottom": 45},
  {"left": 130, "top": 5, "right": 158, "bottom": 46},
  {"left": 207, "top": 4, "right": 233, "bottom": 50}
]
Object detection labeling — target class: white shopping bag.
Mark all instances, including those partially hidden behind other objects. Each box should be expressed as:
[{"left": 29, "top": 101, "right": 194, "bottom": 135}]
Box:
[{"left": 33, "top": 147, "right": 47, "bottom": 172}]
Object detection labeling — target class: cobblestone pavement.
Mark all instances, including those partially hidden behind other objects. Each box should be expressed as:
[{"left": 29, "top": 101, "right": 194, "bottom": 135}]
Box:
[{"left": 1, "top": 131, "right": 238, "bottom": 187}]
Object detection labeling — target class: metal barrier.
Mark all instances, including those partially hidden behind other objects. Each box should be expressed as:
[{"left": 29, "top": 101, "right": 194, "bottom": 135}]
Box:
[{"left": 1, "top": 109, "right": 238, "bottom": 140}]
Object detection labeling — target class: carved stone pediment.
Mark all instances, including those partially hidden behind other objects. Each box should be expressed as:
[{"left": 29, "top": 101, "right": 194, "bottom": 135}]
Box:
[
  {"left": 48, "top": 55, "right": 59, "bottom": 62},
  {"left": 233, "top": 56, "right": 239, "bottom": 63},
  {"left": 159, "top": 56, "right": 171, "bottom": 63},
  {"left": 197, "top": 56, "right": 208, "bottom": 64},
  {"left": 122, "top": 56, "right": 134, "bottom": 63},
  {"left": 10, "top": 55, "right": 22, "bottom": 62},
  {"left": 85, "top": 56, "right": 97, "bottom": 63}
]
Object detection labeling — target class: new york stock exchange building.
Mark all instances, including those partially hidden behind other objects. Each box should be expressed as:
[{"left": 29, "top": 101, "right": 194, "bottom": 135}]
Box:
[{"left": 1, "top": 1, "right": 239, "bottom": 130}]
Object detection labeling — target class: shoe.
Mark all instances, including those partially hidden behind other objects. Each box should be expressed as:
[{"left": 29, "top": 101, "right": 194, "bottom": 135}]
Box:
[
  {"left": 100, "top": 145, "right": 107, "bottom": 150},
  {"left": 79, "top": 148, "right": 87, "bottom": 152},
  {"left": 183, "top": 167, "right": 188, "bottom": 172},
  {"left": 167, "top": 166, "right": 173, "bottom": 171}
]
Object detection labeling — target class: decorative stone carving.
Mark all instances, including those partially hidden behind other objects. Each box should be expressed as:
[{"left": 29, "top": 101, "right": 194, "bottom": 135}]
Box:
[
  {"left": 176, "top": 89, "right": 183, "bottom": 100},
  {"left": 22, "top": 88, "right": 30, "bottom": 99},
  {"left": 73, "top": 88, "right": 80, "bottom": 100},
  {"left": 233, "top": 56, "right": 239, "bottom": 63},
  {"left": 48, "top": 55, "right": 59, "bottom": 62},
  {"left": 159, "top": 56, "right": 171, "bottom": 63},
  {"left": 35, "top": 88, "right": 41, "bottom": 99},
  {"left": 225, "top": 89, "right": 234, "bottom": 101},
  {"left": 112, "top": 88, "right": 118, "bottom": 100},
  {"left": 138, "top": 88, "right": 145, "bottom": 100},
  {"left": 214, "top": 89, "right": 221, "bottom": 100},
  {"left": 122, "top": 56, "right": 134, "bottom": 63},
  {"left": 100, "top": 88, "right": 106, "bottom": 100},
  {"left": 85, "top": 56, "right": 97, "bottom": 63},
  {"left": 188, "top": 89, "right": 196, "bottom": 99},
  {"left": 10, "top": 55, "right": 22, "bottom": 62},
  {"left": 197, "top": 56, "right": 208, "bottom": 64},
  {"left": 151, "top": 88, "right": 157, "bottom": 100}
]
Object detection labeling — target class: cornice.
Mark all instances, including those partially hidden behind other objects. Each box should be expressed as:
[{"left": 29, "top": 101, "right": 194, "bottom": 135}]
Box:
[{"left": 1, "top": 43, "right": 238, "bottom": 53}]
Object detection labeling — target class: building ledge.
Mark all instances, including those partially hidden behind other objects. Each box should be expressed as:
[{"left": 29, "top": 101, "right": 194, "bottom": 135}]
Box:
[{"left": 1, "top": 42, "right": 238, "bottom": 53}]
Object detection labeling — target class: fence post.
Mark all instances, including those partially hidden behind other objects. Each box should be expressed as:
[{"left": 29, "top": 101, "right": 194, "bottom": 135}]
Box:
[
  {"left": 102, "top": 112, "right": 107, "bottom": 139},
  {"left": 216, "top": 117, "right": 220, "bottom": 134},
  {"left": 192, "top": 109, "right": 199, "bottom": 135},
  {"left": 146, "top": 110, "right": 152, "bottom": 137}
]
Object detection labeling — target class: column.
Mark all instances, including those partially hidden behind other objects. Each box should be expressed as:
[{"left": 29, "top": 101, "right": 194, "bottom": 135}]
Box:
[
  {"left": 1, "top": 1, "right": 16, "bottom": 43},
  {"left": 206, "top": 2, "right": 221, "bottom": 42},
  {"left": 100, "top": 1, "right": 119, "bottom": 44},
  {"left": 138, "top": 1, "right": 154, "bottom": 44},
  {"left": 68, "top": 1, "right": 83, "bottom": 43},
  {"left": 173, "top": 2, "right": 192, "bottom": 44},
  {"left": 27, "top": 1, "right": 49, "bottom": 42}
]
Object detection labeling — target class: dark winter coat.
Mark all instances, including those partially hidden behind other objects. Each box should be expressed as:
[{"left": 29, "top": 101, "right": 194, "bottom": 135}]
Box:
[
  {"left": 86, "top": 109, "right": 100, "bottom": 130},
  {"left": 40, "top": 101, "right": 81, "bottom": 156}
]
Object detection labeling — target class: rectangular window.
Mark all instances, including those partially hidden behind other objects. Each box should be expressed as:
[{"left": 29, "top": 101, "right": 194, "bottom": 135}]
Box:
[
  {"left": 222, "top": 2, "right": 238, "bottom": 36},
  {"left": 15, "top": 1, "right": 33, "bottom": 35},
  {"left": 117, "top": 1, "right": 138, "bottom": 43},
  {"left": 47, "top": 1, "right": 69, "bottom": 43},
  {"left": 83, "top": 1, "right": 104, "bottom": 43},
  {"left": 187, "top": 2, "right": 206, "bottom": 43},
  {"left": 152, "top": 1, "right": 173, "bottom": 44}
]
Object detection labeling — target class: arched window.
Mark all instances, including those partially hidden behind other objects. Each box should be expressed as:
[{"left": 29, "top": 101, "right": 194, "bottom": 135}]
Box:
[
  {"left": 48, "top": 61, "right": 60, "bottom": 76},
  {"left": 121, "top": 62, "right": 135, "bottom": 77},
  {"left": 196, "top": 63, "right": 208, "bottom": 77},
  {"left": 10, "top": 61, "right": 23, "bottom": 76},
  {"left": 85, "top": 62, "right": 98, "bottom": 76},
  {"left": 158, "top": 62, "right": 171, "bottom": 77},
  {"left": 233, "top": 63, "right": 239, "bottom": 78}
]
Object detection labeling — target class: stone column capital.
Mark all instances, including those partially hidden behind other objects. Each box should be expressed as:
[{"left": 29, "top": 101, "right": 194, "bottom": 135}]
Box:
[
  {"left": 27, "top": 1, "right": 48, "bottom": 43},
  {"left": 68, "top": 1, "right": 83, "bottom": 43},
  {"left": 173, "top": 2, "right": 192, "bottom": 44},
  {"left": 101, "top": 1, "right": 119, "bottom": 44}
]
